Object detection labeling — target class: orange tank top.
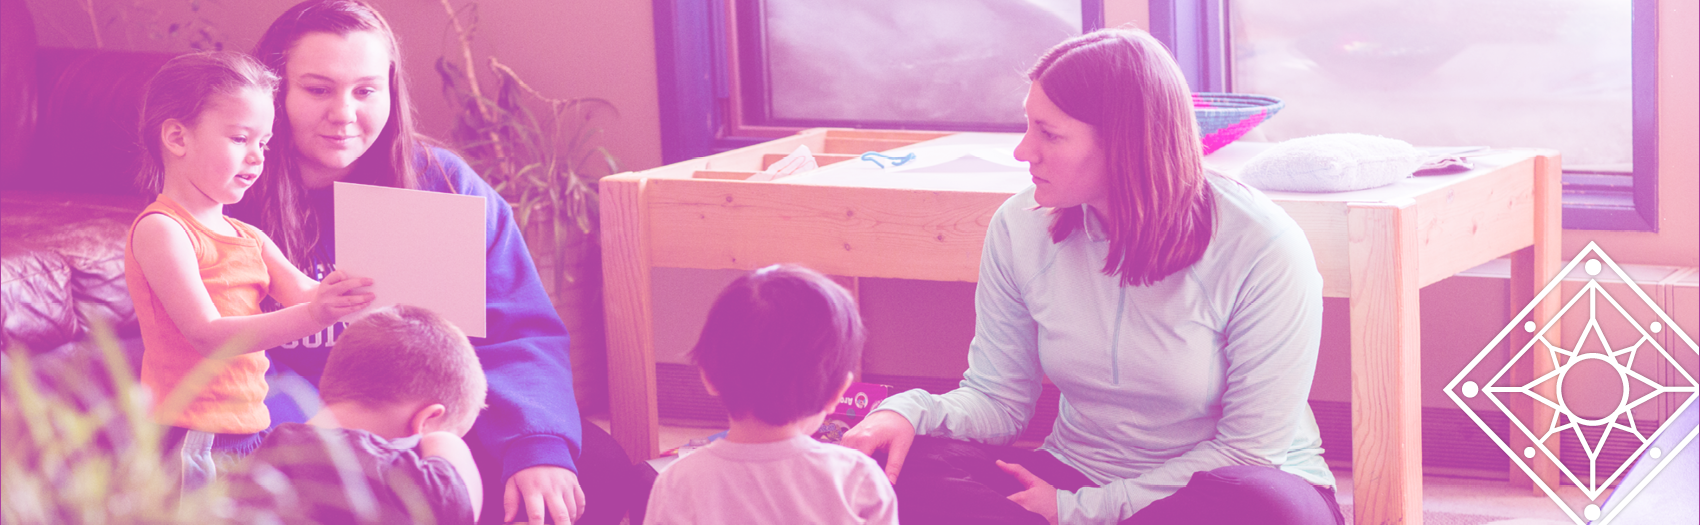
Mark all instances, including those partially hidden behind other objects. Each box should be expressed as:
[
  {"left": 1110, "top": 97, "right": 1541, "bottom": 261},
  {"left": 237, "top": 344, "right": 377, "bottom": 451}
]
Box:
[{"left": 124, "top": 195, "right": 272, "bottom": 433}]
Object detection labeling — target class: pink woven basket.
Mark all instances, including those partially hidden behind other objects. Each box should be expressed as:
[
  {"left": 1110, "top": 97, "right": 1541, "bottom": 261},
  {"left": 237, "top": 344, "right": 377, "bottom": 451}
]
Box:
[{"left": 1193, "top": 93, "right": 1284, "bottom": 155}]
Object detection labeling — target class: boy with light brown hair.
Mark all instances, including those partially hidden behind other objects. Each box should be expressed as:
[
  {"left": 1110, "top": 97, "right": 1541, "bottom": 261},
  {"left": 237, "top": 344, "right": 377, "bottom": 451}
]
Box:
[{"left": 230, "top": 304, "right": 488, "bottom": 524}]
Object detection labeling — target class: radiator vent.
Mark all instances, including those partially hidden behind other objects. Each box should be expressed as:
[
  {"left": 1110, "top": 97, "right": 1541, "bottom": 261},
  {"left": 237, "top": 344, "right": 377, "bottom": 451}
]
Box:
[{"left": 657, "top": 362, "right": 727, "bottom": 423}]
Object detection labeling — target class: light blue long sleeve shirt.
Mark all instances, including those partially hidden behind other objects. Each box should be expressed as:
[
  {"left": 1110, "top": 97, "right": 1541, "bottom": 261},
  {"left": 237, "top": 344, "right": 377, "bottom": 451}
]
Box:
[{"left": 876, "top": 176, "right": 1334, "bottom": 524}]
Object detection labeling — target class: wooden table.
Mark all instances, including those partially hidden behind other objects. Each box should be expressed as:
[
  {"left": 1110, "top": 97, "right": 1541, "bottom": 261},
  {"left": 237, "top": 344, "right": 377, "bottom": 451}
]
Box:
[{"left": 601, "top": 129, "right": 1563, "bottom": 525}]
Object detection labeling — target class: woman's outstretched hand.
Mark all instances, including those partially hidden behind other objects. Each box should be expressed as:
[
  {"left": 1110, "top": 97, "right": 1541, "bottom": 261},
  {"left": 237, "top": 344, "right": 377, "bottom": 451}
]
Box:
[
  {"left": 998, "top": 460, "right": 1060, "bottom": 524},
  {"left": 309, "top": 270, "right": 374, "bottom": 325},
  {"left": 841, "top": 410, "right": 916, "bottom": 485},
  {"left": 504, "top": 465, "right": 584, "bottom": 525}
]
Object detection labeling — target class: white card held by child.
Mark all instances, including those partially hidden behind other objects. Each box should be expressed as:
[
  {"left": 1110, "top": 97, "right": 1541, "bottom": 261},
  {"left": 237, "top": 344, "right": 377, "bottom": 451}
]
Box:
[{"left": 333, "top": 182, "right": 487, "bottom": 337}]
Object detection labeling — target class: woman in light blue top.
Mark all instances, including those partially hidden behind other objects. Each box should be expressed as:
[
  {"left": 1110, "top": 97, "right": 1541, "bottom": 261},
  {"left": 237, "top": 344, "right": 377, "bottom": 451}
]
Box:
[{"left": 841, "top": 29, "right": 1344, "bottom": 525}]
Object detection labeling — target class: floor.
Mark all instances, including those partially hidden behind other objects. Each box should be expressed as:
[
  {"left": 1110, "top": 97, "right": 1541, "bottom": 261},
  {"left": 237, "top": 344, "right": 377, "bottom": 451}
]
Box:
[
  {"left": 1332, "top": 469, "right": 1576, "bottom": 525},
  {"left": 588, "top": 417, "right": 1580, "bottom": 524}
]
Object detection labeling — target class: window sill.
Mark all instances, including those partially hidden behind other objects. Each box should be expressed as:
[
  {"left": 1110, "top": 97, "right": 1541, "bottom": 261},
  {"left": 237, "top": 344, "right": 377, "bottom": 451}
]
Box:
[{"left": 1563, "top": 172, "right": 1655, "bottom": 231}]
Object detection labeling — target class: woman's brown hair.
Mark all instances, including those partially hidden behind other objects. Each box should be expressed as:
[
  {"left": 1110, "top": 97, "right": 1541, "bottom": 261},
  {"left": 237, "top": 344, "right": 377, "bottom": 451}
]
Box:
[
  {"left": 1030, "top": 28, "right": 1215, "bottom": 287},
  {"left": 236, "top": 0, "right": 426, "bottom": 264}
]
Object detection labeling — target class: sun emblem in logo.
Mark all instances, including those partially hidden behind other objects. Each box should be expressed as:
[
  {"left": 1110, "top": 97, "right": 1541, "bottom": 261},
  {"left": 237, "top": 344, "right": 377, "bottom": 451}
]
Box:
[{"left": 1445, "top": 242, "right": 1697, "bottom": 524}]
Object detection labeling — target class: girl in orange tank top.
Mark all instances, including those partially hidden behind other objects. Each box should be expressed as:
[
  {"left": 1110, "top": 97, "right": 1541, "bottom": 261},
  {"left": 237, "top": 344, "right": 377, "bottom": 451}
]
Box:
[{"left": 126, "top": 52, "right": 376, "bottom": 488}]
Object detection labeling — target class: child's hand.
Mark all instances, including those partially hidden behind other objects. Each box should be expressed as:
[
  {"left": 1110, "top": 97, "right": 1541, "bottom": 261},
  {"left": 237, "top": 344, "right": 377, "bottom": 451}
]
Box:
[{"left": 309, "top": 270, "right": 375, "bottom": 325}]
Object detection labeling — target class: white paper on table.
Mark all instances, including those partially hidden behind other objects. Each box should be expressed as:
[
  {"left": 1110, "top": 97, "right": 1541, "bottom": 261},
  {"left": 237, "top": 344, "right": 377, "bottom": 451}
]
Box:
[
  {"left": 780, "top": 136, "right": 1033, "bottom": 192},
  {"left": 749, "top": 144, "right": 818, "bottom": 181},
  {"left": 334, "top": 182, "right": 486, "bottom": 337},
  {"left": 898, "top": 148, "right": 1027, "bottom": 173}
]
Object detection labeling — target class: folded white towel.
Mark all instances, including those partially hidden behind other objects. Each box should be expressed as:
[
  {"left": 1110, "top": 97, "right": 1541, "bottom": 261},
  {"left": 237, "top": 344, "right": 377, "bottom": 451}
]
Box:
[{"left": 1239, "top": 133, "right": 1427, "bottom": 192}]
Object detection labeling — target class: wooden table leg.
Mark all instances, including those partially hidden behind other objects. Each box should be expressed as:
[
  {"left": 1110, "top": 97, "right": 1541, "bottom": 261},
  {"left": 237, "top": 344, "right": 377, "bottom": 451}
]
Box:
[
  {"left": 827, "top": 275, "right": 864, "bottom": 378},
  {"left": 1348, "top": 201, "right": 1423, "bottom": 525},
  {"left": 602, "top": 177, "right": 661, "bottom": 460},
  {"left": 1508, "top": 153, "right": 1565, "bottom": 493}
]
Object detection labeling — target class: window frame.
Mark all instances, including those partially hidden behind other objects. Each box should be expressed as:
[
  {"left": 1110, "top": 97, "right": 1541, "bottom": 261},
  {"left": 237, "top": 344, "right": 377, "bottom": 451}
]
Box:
[
  {"left": 1155, "top": 0, "right": 1660, "bottom": 232},
  {"left": 653, "top": 0, "right": 1105, "bottom": 163}
]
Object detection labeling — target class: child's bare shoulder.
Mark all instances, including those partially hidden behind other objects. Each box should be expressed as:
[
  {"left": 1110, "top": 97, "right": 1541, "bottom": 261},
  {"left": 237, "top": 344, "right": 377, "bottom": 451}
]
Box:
[
  {"left": 130, "top": 213, "right": 199, "bottom": 265},
  {"left": 132, "top": 212, "right": 190, "bottom": 241}
]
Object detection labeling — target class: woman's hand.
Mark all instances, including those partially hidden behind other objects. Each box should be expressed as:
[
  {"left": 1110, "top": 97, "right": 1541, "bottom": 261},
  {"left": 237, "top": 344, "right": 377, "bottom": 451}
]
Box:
[
  {"left": 998, "top": 460, "right": 1060, "bottom": 524},
  {"left": 308, "top": 270, "right": 374, "bottom": 326},
  {"left": 504, "top": 465, "right": 584, "bottom": 524},
  {"left": 841, "top": 410, "right": 916, "bottom": 485}
]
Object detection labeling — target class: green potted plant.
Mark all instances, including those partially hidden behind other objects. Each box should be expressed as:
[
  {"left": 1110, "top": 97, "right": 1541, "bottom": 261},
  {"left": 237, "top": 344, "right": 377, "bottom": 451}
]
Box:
[
  {"left": 1, "top": 326, "right": 434, "bottom": 522},
  {"left": 3, "top": 335, "right": 182, "bottom": 523},
  {"left": 1, "top": 326, "right": 238, "bottom": 523},
  {"left": 434, "top": 0, "right": 618, "bottom": 411}
]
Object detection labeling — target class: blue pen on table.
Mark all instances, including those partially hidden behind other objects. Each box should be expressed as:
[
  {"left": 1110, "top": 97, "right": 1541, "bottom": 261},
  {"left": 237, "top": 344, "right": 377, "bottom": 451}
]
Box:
[{"left": 859, "top": 151, "right": 917, "bottom": 169}]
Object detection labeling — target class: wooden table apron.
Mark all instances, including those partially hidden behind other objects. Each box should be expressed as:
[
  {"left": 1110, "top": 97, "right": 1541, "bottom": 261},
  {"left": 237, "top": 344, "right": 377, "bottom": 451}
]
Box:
[{"left": 600, "top": 131, "right": 1563, "bottom": 525}]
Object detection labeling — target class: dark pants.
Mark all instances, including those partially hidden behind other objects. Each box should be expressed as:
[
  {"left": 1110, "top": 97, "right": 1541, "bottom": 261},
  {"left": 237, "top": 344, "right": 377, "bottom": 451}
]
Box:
[
  {"left": 472, "top": 418, "right": 645, "bottom": 525},
  {"left": 892, "top": 436, "right": 1345, "bottom": 525}
]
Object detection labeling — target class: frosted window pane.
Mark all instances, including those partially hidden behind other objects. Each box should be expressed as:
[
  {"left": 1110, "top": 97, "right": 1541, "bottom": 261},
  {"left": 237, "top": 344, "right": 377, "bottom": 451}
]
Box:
[
  {"left": 764, "top": 0, "right": 1082, "bottom": 126},
  {"left": 1230, "top": 0, "right": 1631, "bottom": 169}
]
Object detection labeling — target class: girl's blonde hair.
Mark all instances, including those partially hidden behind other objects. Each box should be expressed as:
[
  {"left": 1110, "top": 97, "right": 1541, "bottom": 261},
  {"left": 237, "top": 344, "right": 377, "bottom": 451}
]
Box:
[{"left": 136, "top": 51, "right": 280, "bottom": 194}]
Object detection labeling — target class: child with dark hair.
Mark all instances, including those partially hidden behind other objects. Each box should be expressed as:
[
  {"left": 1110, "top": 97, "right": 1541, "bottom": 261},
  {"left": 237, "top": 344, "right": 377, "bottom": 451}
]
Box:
[
  {"left": 229, "top": 304, "right": 486, "bottom": 524},
  {"left": 644, "top": 265, "right": 897, "bottom": 524}
]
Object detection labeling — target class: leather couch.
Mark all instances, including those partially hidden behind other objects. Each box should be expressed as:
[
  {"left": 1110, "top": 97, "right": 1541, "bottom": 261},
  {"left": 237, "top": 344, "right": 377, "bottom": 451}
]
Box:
[{"left": 1, "top": 0, "right": 176, "bottom": 360}]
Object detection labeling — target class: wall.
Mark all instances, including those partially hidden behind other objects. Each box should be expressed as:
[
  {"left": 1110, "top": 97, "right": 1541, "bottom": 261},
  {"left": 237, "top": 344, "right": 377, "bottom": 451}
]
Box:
[
  {"left": 1106, "top": 0, "right": 1149, "bottom": 31},
  {"left": 24, "top": 0, "right": 665, "bottom": 174}
]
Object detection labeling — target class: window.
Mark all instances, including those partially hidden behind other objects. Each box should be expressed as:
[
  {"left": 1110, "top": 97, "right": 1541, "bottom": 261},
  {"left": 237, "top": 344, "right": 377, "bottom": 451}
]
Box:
[
  {"left": 656, "top": 1, "right": 1659, "bottom": 231},
  {"left": 1154, "top": 0, "right": 1659, "bottom": 231},
  {"left": 654, "top": 0, "right": 1104, "bottom": 162}
]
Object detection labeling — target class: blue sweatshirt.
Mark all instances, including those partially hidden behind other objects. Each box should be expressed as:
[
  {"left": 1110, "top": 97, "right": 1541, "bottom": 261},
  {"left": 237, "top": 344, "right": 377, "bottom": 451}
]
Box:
[{"left": 254, "top": 147, "right": 581, "bottom": 482}]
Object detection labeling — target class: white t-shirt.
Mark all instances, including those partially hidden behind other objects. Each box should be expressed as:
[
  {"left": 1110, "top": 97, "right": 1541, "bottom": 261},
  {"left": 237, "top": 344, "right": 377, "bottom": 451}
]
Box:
[{"left": 644, "top": 435, "right": 898, "bottom": 525}]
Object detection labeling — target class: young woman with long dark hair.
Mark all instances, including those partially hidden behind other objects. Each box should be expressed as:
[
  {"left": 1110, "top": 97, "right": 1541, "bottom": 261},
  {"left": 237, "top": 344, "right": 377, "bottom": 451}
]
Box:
[{"left": 231, "top": 2, "right": 642, "bottom": 523}]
